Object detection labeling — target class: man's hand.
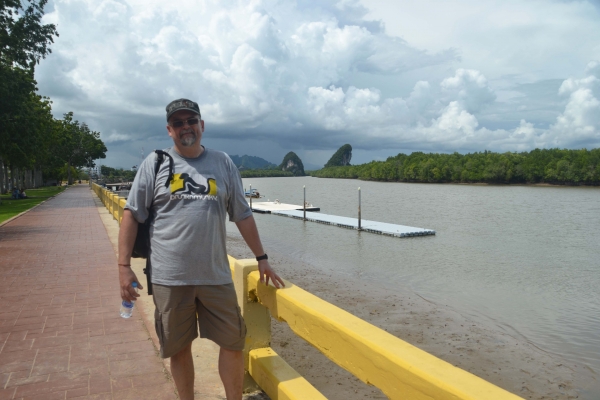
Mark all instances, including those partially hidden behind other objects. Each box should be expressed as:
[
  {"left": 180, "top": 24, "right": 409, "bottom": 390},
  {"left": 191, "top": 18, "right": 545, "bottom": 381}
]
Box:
[
  {"left": 118, "top": 210, "right": 142, "bottom": 302},
  {"left": 235, "top": 215, "right": 285, "bottom": 288},
  {"left": 119, "top": 265, "right": 143, "bottom": 302},
  {"left": 258, "top": 260, "right": 285, "bottom": 288}
]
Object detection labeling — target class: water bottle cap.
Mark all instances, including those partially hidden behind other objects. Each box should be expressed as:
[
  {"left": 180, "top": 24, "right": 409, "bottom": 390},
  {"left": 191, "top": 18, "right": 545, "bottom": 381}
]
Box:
[{"left": 132, "top": 282, "right": 137, "bottom": 288}]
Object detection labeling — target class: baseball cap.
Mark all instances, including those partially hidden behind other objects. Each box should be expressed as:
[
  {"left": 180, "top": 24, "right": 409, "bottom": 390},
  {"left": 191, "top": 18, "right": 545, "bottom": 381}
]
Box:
[{"left": 166, "top": 98, "right": 201, "bottom": 121}]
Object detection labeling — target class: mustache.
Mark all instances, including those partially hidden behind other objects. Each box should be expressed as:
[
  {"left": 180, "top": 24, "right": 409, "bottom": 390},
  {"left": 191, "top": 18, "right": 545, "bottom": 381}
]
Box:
[{"left": 179, "top": 129, "right": 195, "bottom": 137}]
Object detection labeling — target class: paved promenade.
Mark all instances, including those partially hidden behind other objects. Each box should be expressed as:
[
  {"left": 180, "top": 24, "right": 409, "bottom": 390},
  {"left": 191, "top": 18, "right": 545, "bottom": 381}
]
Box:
[{"left": 0, "top": 186, "right": 178, "bottom": 399}]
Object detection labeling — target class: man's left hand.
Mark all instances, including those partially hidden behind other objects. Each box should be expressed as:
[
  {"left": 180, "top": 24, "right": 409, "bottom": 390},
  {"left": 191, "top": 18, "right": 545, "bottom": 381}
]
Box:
[{"left": 258, "top": 260, "right": 285, "bottom": 288}]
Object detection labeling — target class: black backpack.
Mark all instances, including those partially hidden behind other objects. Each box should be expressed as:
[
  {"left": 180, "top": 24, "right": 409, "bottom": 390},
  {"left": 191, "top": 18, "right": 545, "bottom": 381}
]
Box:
[{"left": 131, "top": 149, "right": 174, "bottom": 295}]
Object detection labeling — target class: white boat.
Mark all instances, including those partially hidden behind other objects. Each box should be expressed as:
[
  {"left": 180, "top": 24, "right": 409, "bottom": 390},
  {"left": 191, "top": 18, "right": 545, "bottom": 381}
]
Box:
[{"left": 244, "top": 188, "right": 261, "bottom": 198}]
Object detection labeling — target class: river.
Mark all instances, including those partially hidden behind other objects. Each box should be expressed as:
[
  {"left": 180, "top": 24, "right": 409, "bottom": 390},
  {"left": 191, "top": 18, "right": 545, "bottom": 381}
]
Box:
[{"left": 235, "top": 176, "right": 600, "bottom": 398}]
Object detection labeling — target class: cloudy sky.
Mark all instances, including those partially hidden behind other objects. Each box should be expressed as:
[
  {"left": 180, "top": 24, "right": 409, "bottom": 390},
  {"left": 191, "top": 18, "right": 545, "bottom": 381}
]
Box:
[{"left": 35, "top": 0, "right": 600, "bottom": 170}]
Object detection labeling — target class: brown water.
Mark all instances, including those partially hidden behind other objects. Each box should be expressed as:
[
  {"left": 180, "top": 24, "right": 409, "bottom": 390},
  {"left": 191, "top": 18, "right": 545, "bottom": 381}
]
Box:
[{"left": 234, "top": 176, "right": 600, "bottom": 398}]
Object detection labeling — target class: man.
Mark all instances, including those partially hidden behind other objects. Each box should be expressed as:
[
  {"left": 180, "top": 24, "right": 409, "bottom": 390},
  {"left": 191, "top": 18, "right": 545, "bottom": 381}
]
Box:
[{"left": 118, "top": 98, "right": 284, "bottom": 400}]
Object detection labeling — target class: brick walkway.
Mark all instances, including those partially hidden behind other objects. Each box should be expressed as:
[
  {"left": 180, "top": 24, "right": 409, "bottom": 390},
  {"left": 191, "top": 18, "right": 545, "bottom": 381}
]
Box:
[{"left": 0, "top": 186, "right": 177, "bottom": 400}]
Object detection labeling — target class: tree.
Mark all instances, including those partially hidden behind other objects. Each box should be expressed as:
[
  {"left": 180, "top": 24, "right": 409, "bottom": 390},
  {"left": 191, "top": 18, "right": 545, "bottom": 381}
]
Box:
[
  {"left": 49, "top": 112, "right": 107, "bottom": 184},
  {"left": 0, "top": 0, "right": 57, "bottom": 189},
  {"left": 1, "top": 0, "right": 58, "bottom": 139},
  {"left": 0, "top": 0, "right": 57, "bottom": 67},
  {"left": 100, "top": 166, "right": 136, "bottom": 183}
]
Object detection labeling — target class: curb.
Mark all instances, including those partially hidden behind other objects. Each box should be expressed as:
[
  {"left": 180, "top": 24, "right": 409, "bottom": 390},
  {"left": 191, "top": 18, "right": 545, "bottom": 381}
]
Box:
[
  {"left": 90, "top": 191, "right": 174, "bottom": 379},
  {"left": 0, "top": 186, "right": 68, "bottom": 228}
]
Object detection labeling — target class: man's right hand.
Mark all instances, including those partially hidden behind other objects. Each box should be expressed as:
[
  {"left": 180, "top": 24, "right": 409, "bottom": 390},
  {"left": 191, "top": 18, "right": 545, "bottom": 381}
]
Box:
[
  {"left": 119, "top": 265, "right": 143, "bottom": 302},
  {"left": 118, "top": 210, "right": 142, "bottom": 302}
]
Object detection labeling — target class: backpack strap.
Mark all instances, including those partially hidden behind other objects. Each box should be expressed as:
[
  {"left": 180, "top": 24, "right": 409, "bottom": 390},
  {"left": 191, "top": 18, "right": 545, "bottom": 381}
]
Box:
[
  {"left": 143, "top": 149, "right": 174, "bottom": 296},
  {"left": 154, "top": 149, "right": 174, "bottom": 188}
]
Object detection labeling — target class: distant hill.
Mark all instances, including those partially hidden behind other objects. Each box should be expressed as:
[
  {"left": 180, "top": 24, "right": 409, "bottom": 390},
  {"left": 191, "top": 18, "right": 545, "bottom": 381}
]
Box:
[
  {"left": 325, "top": 144, "right": 352, "bottom": 168},
  {"left": 279, "top": 152, "right": 306, "bottom": 176},
  {"left": 229, "top": 154, "right": 277, "bottom": 170}
]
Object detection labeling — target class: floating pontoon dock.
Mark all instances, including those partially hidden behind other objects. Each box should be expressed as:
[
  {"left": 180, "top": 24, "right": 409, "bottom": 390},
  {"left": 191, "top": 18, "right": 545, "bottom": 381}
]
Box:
[
  {"left": 271, "top": 210, "right": 435, "bottom": 238},
  {"left": 248, "top": 201, "right": 434, "bottom": 238}
]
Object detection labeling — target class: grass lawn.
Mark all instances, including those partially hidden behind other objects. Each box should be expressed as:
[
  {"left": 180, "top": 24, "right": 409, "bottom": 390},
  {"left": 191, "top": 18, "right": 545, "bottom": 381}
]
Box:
[{"left": 0, "top": 186, "right": 66, "bottom": 224}]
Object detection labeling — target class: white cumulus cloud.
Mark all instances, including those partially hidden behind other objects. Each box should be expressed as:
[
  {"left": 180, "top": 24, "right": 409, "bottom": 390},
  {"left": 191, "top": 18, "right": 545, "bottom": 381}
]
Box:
[{"left": 34, "top": 0, "right": 600, "bottom": 168}]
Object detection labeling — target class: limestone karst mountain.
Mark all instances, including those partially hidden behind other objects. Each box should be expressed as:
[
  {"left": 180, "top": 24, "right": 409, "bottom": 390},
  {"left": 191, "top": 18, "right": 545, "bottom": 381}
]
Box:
[
  {"left": 279, "top": 152, "right": 305, "bottom": 176},
  {"left": 324, "top": 144, "right": 352, "bottom": 168}
]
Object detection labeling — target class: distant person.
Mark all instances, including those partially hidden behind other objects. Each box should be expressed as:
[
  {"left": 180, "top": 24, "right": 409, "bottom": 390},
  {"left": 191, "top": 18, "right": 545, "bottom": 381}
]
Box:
[
  {"left": 118, "top": 98, "right": 285, "bottom": 400},
  {"left": 19, "top": 189, "right": 27, "bottom": 199},
  {"left": 11, "top": 187, "right": 19, "bottom": 199}
]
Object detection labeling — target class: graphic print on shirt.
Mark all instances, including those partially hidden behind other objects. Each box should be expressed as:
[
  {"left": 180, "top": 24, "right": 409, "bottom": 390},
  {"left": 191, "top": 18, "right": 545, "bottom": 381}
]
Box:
[{"left": 169, "top": 173, "right": 218, "bottom": 200}]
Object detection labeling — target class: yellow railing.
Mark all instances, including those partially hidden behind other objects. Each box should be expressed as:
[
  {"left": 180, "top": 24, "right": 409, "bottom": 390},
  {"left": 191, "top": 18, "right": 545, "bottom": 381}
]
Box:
[{"left": 91, "top": 183, "right": 522, "bottom": 400}]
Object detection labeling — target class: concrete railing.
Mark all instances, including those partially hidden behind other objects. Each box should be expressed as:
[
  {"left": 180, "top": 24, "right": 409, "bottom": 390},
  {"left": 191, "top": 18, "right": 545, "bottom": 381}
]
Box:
[{"left": 91, "top": 183, "right": 523, "bottom": 400}]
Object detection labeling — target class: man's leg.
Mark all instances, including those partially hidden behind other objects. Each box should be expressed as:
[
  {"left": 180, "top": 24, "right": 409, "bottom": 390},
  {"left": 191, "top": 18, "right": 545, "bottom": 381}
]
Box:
[
  {"left": 170, "top": 342, "right": 195, "bottom": 400},
  {"left": 218, "top": 348, "right": 243, "bottom": 400},
  {"left": 153, "top": 284, "right": 199, "bottom": 399}
]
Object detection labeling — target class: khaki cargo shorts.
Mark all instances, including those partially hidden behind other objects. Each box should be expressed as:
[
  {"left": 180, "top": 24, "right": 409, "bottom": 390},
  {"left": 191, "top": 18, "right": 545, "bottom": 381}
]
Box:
[{"left": 152, "top": 283, "right": 246, "bottom": 359}]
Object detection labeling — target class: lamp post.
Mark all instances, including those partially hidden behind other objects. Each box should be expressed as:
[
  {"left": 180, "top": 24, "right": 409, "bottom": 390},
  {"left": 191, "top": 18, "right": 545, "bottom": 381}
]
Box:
[{"left": 249, "top": 184, "right": 252, "bottom": 210}]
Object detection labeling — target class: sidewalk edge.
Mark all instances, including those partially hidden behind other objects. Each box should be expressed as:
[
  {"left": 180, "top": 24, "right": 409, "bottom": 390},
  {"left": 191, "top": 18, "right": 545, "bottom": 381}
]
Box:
[{"left": 0, "top": 186, "right": 69, "bottom": 228}]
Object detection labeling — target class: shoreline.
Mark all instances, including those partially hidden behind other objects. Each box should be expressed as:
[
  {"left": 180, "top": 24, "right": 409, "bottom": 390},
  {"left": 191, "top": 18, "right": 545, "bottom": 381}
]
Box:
[
  {"left": 303, "top": 176, "right": 600, "bottom": 188},
  {"left": 245, "top": 174, "right": 600, "bottom": 188},
  {"left": 227, "top": 234, "right": 583, "bottom": 399}
]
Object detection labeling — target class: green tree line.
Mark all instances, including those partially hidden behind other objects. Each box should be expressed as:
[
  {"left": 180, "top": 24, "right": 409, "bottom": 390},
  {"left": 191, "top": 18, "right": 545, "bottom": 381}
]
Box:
[
  {"left": 100, "top": 166, "right": 136, "bottom": 183},
  {"left": 0, "top": 0, "right": 106, "bottom": 192},
  {"left": 240, "top": 169, "right": 293, "bottom": 178},
  {"left": 310, "top": 148, "right": 600, "bottom": 185}
]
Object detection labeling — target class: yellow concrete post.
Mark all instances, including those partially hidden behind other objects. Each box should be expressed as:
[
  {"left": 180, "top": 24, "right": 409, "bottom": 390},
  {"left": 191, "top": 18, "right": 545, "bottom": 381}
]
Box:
[
  {"left": 229, "top": 257, "right": 272, "bottom": 393},
  {"left": 111, "top": 193, "right": 116, "bottom": 219},
  {"left": 248, "top": 348, "right": 326, "bottom": 400},
  {"left": 118, "top": 198, "right": 126, "bottom": 225},
  {"left": 112, "top": 195, "right": 119, "bottom": 221}
]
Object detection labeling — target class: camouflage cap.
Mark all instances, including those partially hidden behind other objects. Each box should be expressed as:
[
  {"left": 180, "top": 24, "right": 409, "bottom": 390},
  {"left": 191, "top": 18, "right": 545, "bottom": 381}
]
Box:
[{"left": 166, "top": 98, "right": 201, "bottom": 121}]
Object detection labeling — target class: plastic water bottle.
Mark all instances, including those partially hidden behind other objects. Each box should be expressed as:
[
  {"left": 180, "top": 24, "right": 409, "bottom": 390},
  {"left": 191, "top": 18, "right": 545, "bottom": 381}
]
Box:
[{"left": 119, "top": 282, "right": 138, "bottom": 318}]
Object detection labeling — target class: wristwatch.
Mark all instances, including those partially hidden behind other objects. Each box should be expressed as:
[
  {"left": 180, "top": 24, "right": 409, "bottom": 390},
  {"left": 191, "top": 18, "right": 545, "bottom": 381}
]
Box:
[{"left": 256, "top": 254, "right": 268, "bottom": 261}]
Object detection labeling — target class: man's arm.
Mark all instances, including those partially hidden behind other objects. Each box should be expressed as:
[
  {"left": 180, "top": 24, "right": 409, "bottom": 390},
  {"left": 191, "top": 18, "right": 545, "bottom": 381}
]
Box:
[
  {"left": 235, "top": 215, "right": 285, "bottom": 288},
  {"left": 118, "top": 209, "right": 143, "bottom": 301}
]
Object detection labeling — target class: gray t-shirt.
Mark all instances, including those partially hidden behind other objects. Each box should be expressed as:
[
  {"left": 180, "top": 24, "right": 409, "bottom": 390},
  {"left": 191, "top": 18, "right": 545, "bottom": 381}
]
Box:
[{"left": 125, "top": 147, "right": 252, "bottom": 285}]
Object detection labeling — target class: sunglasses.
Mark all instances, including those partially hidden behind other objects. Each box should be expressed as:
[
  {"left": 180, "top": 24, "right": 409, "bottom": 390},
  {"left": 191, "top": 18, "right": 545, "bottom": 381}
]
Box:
[{"left": 170, "top": 118, "right": 199, "bottom": 128}]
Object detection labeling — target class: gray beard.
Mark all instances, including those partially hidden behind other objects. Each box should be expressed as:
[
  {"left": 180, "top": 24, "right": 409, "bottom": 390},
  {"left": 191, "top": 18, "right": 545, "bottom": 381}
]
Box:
[{"left": 180, "top": 132, "right": 197, "bottom": 147}]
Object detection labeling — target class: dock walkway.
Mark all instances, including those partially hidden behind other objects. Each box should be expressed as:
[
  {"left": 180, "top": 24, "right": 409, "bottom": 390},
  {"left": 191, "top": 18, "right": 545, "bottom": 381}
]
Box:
[
  {"left": 248, "top": 201, "right": 434, "bottom": 237},
  {"left": 272, "top": 210, "right": 436, "bottom": 237},
  {"left": 0, "top": 185, "right": 182, "bottom": 399}
]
